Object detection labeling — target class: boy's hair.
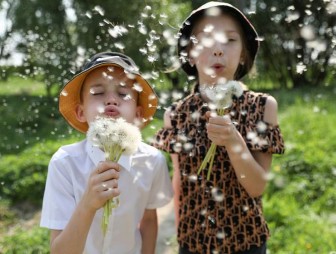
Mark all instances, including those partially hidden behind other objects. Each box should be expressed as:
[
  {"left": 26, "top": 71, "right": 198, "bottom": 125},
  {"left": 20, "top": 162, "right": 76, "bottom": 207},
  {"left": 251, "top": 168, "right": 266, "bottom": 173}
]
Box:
[
  {"left": 177, "top": 1, "right": 259, "bottom": 80},
  {"left": 59, "top": 52, "right": 158, "bottom": 133}
]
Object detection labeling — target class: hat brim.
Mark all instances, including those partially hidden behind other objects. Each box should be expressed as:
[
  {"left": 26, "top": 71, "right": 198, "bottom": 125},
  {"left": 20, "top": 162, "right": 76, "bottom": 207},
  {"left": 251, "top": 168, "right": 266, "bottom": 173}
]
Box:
[
  {"left": 177, "top": 2, "right": 259, "bottom": 79},
  {"left": 59, "top": 62, "right": 158, "bottom": 133}
]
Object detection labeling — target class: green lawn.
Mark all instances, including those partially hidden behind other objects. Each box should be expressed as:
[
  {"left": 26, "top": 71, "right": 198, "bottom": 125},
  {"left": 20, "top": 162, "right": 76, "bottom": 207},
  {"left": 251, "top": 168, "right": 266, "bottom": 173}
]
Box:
[{"left": 0, "top": 77, "right": 335, "bottom": 253}]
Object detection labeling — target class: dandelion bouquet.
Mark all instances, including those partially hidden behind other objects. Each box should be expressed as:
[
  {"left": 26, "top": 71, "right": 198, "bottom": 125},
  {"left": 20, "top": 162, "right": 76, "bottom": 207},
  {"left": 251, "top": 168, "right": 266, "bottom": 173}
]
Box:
[
  {"left": 87, "top": 116, "right": 142, "bottom": 235},
  {"left": 197, "top": 81, "right": 243, "bottom": 180}
]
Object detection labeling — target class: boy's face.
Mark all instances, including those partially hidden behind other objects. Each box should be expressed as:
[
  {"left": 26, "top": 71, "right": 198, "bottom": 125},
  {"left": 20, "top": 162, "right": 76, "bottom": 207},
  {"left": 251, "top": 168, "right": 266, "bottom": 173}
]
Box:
[
  {"left": 189, "top": 14, "right": 244, "bottom": 84},
  {"left": 76, "top": 66, "right": 143, "bottom": 127}
]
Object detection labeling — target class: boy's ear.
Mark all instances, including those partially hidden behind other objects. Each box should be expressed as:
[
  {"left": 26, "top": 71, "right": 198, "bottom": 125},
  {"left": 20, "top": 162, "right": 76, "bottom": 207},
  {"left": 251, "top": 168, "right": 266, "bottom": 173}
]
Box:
[
  {"left": 136, "top": 106, "right": 143, "bottom": 118},
  {"left": 75, "top": 104, "right": 86, "bottom": 123}
]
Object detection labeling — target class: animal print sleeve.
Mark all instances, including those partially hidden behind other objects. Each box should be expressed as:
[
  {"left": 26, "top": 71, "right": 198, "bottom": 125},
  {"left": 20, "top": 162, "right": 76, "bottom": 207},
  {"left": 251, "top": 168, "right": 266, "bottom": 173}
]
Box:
[
  {"left": 152, "top": 104, "right": 179, "bottom": 153},
  {"left": 240, "top": 121, "right": 285, "bottom": 154}
]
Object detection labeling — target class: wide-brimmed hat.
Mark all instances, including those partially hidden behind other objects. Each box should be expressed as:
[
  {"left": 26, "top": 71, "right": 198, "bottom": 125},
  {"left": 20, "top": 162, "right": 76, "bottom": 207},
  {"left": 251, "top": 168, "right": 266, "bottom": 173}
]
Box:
[
  {"left": 177, "top": 1, "right": 259, "bottom": 79},
  {"left": 59, "top": 52, "right": 158, "bottom": 133}
]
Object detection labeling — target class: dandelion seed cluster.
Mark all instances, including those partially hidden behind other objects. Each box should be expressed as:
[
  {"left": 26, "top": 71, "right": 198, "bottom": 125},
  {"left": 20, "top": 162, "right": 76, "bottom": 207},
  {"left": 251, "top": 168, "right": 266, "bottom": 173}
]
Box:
[
  {"left": 87, "top": 116, "right": 142, "bottom": 159},
  {"left": 204, "top": 80, "right": 244, "bottom": 111}
]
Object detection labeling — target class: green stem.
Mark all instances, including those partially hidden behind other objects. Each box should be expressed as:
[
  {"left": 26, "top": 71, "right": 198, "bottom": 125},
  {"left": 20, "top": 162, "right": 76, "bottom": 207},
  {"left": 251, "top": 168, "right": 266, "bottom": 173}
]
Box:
[
  {"left": 101, "top": 145, "right": 124, "bottom": 235},
  {"left": 197, "top": 107, "right": 228, "bottom": 180}
]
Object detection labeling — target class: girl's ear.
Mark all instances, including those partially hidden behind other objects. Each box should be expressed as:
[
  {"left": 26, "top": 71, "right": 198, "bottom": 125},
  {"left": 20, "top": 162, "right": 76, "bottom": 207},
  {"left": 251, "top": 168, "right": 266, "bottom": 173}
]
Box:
[
  {"left": 189, "top": 57, "right": 195, "bottom": 67},
  {"left": 75, "top": 104, "right": 86, "bottom": 123}
]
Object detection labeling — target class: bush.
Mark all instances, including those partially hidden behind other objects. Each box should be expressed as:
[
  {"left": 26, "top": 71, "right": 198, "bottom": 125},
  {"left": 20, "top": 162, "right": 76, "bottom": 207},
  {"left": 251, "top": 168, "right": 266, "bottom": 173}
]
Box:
[
  {"left": 265, "top": 192, "right": 336, "bottom": 253},
  {"left": 0, "top": 141, "right": 60, "bottom": 205},
  {"left": 0, "top": 226, "right": 49, "bottom": 253}
]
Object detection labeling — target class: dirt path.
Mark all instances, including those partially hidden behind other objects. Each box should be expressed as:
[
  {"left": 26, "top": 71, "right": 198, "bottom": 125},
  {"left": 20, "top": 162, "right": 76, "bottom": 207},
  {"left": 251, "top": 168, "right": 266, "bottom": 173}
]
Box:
[{"left": 156, "top": 199, "right": 178, "bottom": 254}]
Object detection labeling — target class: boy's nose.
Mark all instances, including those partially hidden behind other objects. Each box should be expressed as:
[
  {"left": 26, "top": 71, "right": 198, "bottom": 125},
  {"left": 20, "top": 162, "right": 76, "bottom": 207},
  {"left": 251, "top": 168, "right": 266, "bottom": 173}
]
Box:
[{"left": 105, "top": 93, "right": 119, "bottom": 106}]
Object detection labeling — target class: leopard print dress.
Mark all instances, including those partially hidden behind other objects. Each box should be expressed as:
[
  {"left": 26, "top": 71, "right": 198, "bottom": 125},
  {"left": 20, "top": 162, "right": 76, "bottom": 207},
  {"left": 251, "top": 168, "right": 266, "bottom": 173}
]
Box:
[{"left": 153, "top": 88, "right": 285, "bottom": 254}]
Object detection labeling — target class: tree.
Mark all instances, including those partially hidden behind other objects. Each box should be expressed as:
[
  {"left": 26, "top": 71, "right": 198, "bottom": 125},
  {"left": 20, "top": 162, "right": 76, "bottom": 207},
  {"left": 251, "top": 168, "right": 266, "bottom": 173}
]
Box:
[
  {"left": 251, "top": 0, "right": 336, "bottom": 88},
  {"left": 5, "top": 0, "right": 190, "bottom": 97}
]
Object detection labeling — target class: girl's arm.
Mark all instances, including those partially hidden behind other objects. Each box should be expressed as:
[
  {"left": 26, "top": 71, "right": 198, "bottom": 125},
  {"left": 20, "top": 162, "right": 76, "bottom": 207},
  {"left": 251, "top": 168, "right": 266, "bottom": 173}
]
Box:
[
  {"left": 171, "top": 154, "right": 181, "bottom": 230},
  {"left": 207, "top": 96, "right": 279, "bottom": 197},
  {"left": 140, "top": 209, "right": 158, "bottom": 254},
  {"left": 50, "top": 161, "right": 120, "bottom": 254},
  {"left": 163, "top": 109, "right": 180, "bottom": 230}
]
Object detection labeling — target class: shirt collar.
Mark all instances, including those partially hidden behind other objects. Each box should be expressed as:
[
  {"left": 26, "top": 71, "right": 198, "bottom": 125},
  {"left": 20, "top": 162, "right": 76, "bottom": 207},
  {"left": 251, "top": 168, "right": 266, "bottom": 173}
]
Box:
[{"left": 85, "top": 139, "right": 132, "bottom": 172}]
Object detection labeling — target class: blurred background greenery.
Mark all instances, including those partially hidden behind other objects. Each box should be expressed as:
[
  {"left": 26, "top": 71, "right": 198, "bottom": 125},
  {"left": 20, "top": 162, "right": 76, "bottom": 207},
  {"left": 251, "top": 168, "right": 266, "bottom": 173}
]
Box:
[{"left": 0, "top": 0, "right": 335, "bottom": 253}]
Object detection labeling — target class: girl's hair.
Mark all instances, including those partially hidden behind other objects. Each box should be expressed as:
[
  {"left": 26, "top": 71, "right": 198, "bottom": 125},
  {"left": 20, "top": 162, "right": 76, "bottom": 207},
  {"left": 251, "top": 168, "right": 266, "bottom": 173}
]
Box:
[{"left": 177, "top": 2, "right": 259, "bottom": 80}]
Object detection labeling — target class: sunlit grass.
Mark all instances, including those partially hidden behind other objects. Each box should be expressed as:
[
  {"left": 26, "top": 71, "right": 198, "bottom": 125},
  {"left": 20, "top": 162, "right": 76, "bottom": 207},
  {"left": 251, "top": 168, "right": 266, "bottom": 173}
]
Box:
[{"left": 0, "top": 76, "right": 46, "bottom": 96}]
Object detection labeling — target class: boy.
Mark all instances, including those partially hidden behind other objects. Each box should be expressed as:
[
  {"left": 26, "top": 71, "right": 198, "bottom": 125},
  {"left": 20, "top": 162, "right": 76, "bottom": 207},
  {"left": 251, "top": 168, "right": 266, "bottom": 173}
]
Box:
[{"left": 40, "top": 52, "right": 173, "bottom": 254}]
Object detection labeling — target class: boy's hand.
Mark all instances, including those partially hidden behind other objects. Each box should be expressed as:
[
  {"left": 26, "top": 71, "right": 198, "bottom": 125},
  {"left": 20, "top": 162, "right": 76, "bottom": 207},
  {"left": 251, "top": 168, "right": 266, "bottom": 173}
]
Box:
[
  {"left": 81, "top": 161, "right": 120, "bottom": 213},
  {"left": 206, "top": 111, "right": 238, "bottom": 147}
]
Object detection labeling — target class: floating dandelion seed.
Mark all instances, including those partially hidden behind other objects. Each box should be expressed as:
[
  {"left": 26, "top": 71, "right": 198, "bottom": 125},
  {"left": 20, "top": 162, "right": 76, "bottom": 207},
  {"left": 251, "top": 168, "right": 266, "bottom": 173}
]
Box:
[
  {"left": 296, "top": 62, "right": 307, "bottom": 74},
  {"left": 147, "top": 55, "right": 157, "bottom": 63},
  {"left": 133, "top": 83, "right": 143, "bottom": 92},
  {"left": 188, "top": 174, "right": 198, "bottom": 182},
  {"left": 139, "top": 48, "right": 147, "bottom": 55},
  {"left": 114, "top": 42, "right": 125, "bottom": 50},
  {"left": 60, "top": 90, "right": 68, "bottom": 96},
  {"left": 93, "top": 6, "right": 105, "bottom": 16}
]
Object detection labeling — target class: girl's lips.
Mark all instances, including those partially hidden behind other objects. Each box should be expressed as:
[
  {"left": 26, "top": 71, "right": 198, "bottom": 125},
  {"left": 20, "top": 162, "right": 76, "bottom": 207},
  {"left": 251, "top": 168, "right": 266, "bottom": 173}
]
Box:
[
  {"left": 212, "top": 63, "right": 224, "bottom": 70},
  {"left": 104, "top": 105, "right": 120, "bottom": 117}
]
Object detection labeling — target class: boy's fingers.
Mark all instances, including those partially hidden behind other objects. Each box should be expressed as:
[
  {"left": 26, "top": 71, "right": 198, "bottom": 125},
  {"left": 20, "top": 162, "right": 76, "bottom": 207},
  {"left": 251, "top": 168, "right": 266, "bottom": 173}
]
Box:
[
  {"left": 96, "top": 161, "right": 120, "bottom": 173},
  {"left": 100, "top": 179, "right": 118, "bottom": 191}
]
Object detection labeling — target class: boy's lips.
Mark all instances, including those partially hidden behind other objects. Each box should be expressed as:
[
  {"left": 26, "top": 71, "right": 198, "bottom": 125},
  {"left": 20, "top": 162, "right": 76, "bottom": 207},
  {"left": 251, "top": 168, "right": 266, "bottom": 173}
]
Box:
[{"left": 104, "top": 105, "right": 120, "bottom": 117}]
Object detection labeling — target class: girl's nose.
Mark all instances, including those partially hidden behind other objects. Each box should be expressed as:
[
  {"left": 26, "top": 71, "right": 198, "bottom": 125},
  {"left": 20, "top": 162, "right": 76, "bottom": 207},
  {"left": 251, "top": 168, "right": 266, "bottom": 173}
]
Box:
[{"left": 213, "top": 47, "right": 223, "bottom": 57}]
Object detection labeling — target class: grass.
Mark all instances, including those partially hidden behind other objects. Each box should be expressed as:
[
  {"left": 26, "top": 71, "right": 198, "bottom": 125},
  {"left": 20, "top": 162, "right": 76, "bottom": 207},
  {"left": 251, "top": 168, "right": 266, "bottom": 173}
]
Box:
[{"left": 0, "top": 78, "right": 335, "bottom": 253}]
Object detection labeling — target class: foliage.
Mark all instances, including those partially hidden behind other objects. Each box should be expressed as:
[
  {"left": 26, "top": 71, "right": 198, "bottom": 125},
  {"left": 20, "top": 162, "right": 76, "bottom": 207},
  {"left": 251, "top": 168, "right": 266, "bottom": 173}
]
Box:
[
  {"left": 0, "top": 226, "right": 49, "bottom": 253},
  {"left": 0, "top": 141, "right": 59, "bottom": 205},
  {"left": 264, "top": 193, "right": 336, "bottom": 253},
  {"left": 250, "top": 0, "right": 336, "bottom": 88},
  {"left": 2, "top": 0, "right": 191, "bottom": 97}
]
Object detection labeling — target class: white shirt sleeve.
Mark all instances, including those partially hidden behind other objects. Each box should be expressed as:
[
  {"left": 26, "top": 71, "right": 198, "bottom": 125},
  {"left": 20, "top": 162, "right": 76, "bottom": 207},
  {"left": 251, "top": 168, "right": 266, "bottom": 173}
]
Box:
[
  {"left": 146, "top": 152, "right": 173, "bottom": 209},
  {"left": 40, "top": 153, "right": 76, "bottom": 230}
]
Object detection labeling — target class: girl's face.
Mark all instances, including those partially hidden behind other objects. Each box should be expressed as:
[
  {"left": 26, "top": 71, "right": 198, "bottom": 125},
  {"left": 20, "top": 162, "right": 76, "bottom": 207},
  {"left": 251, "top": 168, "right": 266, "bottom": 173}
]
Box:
[
  {"left": 76, "top": 66, "right": 143, "bottom": 126},
  {"left": 189, "top": 14, "right": 245, "bottom": 85}
]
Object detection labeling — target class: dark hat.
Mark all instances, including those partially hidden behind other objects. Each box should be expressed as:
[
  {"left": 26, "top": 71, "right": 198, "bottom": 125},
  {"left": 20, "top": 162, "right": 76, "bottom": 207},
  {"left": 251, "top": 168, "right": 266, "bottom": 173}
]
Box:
[
  {"left": 59, "top": 52, "right": 158, "bottom": 133},
  {"left": 177, "top": 1, "right": 259, "bottom": 79}
]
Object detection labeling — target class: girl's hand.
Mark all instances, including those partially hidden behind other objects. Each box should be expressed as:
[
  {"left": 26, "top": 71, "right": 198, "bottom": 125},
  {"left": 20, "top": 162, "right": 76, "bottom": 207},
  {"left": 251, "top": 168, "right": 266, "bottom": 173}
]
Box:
[
  {"left": 206, "top": 111, "right": 238, "bottom": 147},
  {"left": 81, "top": 161, "right": 120, "bottom": 213}
]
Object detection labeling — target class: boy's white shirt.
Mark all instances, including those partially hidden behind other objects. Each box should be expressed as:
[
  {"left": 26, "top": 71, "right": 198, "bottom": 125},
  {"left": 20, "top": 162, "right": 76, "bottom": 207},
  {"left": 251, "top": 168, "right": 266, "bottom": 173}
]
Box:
[{"left": 40, "top": 139, "right": 173, "bottom": 254}]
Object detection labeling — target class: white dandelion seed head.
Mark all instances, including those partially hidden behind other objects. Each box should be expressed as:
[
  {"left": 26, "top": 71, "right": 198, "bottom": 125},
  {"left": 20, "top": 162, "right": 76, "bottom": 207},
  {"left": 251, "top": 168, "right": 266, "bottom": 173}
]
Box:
[
  {"left": 87, "top": 116, "right": 142, "bottom": 156},
  {"left": 204, "top": 81, "right": 243, "bottom": 110}
]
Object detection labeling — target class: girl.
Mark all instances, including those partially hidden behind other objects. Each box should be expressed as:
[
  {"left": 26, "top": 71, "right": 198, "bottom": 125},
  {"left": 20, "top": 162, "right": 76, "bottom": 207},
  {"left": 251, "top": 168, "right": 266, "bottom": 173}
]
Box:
[{"left": 153, "top": 2, "right": 285, "bottom": 254}]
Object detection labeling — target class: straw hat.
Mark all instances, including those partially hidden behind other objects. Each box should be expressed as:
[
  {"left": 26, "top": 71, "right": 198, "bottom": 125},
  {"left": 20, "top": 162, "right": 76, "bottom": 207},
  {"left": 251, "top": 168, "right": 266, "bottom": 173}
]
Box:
[
  {"left": 177, "top": 1, "right": 259, "bottom": 79},
  {"left": 59, "top": 52, "right": 158, "bottom": 133}
]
